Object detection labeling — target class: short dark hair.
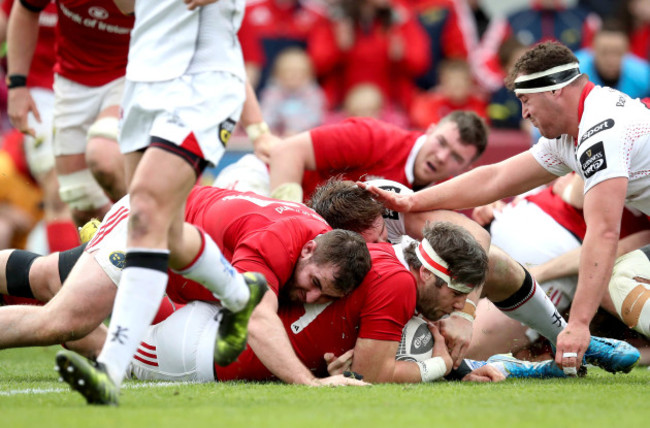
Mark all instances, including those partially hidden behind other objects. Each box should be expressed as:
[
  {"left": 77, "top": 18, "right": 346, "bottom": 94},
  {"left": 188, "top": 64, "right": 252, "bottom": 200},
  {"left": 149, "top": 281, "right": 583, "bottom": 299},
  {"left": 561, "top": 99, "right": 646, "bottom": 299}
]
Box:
[
  {"left": 438, "top": 111, "right": 489, "bottom": 160},
  {"left": 307, "top": 178, "right": 384, "bottom": 234},
  {"left": 403, "top": 222, "right": 488, "bottom": 289},
  {"left": 312, "top": 229, "right": 372, "bottom": 294},
  {"left": 505, "top": 41, "right": 580, "bottom": 91}
]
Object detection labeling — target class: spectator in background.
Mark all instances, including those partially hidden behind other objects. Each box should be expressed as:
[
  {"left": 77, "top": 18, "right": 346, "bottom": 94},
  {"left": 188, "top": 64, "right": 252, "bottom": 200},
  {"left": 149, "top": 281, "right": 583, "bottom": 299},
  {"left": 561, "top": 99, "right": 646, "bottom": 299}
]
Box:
[
  {"left": 617, "top": 0, "right": 650, "bottom": 61},
  {"left": 324, "top": 83, "right": 409, "bottom": 127},
  {"left": 1, "top": 0, "right": 80, "bottom": 253},
  {"left": 578, "top": 0, "right": 618, "bottom": 21},
  {"left": 409, "top": 59, "right": 487, "bottom": 130},
  {"left": 575, "top": 20, "right": 650, "bottom": 99},
  {"left": 406, "top": 0, "right": 478, "bottom": 90},
  {"left": 487, "top": 37, "right": 528, "bottom": 130},
  {"left": 308, "top": 0, "right": 430, "bottom": 112},
  {"left": 260, "top": 48, "right": 326, "bottom": 136},
  {"left": 472, "top": 0, "right": 600, "bottom": 92},
  {"left": 0, "top": 129, "right": 43, "bottom": 250},
  {"left": 239, "top": 0, "right": 328, "bottom": 91}
]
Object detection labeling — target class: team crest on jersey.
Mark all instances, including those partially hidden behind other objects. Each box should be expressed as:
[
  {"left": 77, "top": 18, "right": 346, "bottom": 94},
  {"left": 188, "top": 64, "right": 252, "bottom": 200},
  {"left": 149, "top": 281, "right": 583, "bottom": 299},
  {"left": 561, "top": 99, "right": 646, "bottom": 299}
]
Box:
[
  {"left": 579, "top": 119, "right": 614, "bottom": 147},
  {"left": 88, "top": 6, "right": 109, "bottom": 20},
  {"left": 580, "top": 142, "right": 608, "bottom": 178},
  {"left": 617, "top": 96, "right": 626, "bottom": 107},
  {"left": 109, "top": 251, "right": 126, "bottom": 270},
  {"left": 219, "top": 119, "right": 237, "bottom": 147}
]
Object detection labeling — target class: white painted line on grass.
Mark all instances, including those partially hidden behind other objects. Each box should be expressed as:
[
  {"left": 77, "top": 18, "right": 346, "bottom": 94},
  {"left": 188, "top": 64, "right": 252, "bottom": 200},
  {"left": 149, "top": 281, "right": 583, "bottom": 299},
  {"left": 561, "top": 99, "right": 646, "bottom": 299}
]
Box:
[{"left": 1, "top": 381, "right": 196, "bottom": 396}]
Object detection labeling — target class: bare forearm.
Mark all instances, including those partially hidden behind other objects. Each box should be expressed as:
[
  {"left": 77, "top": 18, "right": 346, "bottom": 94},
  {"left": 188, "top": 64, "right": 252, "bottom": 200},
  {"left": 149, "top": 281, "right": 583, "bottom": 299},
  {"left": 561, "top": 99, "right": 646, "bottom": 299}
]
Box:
[
  {"left": 239, "top": 81, "right": 264, "bottom": 128},
  {"left": 391, "top": 361, "right": 425, "bottom": 383},
  {"left": 410, "top": 153, "right": 554, "bottom": 212},
  {"left": 7, "top": 4, "right": 39, "bottom": 75},
  {"left": 247, "top": 302, "right": 318, "bottom": 385},
  {"left": 268, "top": 132, "right": 313, "bottom": 191},
  {"left": 570, "top": 231, "right": 619, "bottom": 326}
]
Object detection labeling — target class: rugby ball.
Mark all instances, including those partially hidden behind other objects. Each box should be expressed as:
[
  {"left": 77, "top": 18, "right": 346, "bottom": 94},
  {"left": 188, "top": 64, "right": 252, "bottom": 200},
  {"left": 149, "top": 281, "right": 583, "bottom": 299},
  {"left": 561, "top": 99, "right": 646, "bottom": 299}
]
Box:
[{"left": 396, "top": 317, "right": 434, "bottom": 362}]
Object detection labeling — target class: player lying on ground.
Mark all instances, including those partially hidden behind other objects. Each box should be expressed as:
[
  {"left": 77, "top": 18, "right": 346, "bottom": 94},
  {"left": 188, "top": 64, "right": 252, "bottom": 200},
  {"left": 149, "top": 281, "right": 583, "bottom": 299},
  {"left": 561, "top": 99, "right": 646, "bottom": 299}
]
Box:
[{"left": 309, "top": 178, "right": 641, "bottom": 375}]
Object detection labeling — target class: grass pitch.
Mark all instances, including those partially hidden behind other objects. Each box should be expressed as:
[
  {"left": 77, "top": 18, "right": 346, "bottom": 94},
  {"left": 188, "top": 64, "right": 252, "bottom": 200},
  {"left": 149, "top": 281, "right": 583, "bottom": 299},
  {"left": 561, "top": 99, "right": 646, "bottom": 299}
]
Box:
[{"left": 2, "top": 346, "right": 649, "bottom": 428}]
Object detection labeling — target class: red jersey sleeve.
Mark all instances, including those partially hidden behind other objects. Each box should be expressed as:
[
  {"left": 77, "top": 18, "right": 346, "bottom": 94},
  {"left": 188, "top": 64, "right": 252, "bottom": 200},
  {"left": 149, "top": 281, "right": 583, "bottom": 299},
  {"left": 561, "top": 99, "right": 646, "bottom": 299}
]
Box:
[{"left": 357, "top": 269, "right": 416, "bottom": 341}]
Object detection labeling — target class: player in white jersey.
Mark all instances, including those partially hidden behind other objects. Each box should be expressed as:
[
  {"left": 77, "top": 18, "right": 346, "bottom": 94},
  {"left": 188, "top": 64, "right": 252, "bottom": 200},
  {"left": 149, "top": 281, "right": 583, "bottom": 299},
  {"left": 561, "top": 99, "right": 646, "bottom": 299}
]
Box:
[
  {"left": 54, "top": 0, "right": 268, "bottom": 406},
  {"left": 361, "top": 40, "right": 650, "bottom": 375}
]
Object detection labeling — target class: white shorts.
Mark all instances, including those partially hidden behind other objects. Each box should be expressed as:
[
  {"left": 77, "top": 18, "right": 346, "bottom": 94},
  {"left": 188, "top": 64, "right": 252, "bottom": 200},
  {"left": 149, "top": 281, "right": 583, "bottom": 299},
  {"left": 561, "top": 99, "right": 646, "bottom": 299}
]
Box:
[
  {"left": 119, "top": 71, "right": 245, "bottom": 166},
  {"left": 52, "top": 74, "right": 124, "bottom": 156},
  {"left": 129, "top": 301, "right": 220, "bottom": 383},
  {"left": 212, "top": 153, "right": 271, "bottom": 195},
  {"left": 490, "top": 200, "right": 581, "bottom": 311},
  {"left": 85, "top": 196, "right": 131, "bottom": 286},
  {"left": 25, "top": 88, "right": 55, "bottom": 175}
]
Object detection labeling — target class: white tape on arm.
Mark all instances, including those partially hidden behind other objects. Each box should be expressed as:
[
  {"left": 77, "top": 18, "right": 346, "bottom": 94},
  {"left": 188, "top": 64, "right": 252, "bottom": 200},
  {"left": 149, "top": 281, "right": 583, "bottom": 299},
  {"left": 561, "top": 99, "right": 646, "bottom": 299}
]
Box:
[{"left": 417, "top": 357, "right": 448, "bottom": 382}]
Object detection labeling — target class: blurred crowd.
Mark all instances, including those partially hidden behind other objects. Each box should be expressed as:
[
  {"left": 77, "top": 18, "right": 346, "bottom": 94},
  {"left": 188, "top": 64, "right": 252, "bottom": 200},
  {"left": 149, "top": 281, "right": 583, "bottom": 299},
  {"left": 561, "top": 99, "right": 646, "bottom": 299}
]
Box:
[{"left": 3, "top": 0, "right": 650, "bottom": 252}]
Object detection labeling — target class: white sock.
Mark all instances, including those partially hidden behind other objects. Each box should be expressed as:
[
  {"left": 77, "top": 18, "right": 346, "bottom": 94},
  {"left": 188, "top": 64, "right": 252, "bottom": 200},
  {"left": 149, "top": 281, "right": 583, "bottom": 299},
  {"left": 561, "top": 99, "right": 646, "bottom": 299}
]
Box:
[
  {"left": 173, "top": 230, "right": 249, "bottom": 311},
  {"left": 98, "top": 250, "right": 169, "bottom": 387},
  {"left": 494, "top": 270, "right": 566, "bottom": 344}
]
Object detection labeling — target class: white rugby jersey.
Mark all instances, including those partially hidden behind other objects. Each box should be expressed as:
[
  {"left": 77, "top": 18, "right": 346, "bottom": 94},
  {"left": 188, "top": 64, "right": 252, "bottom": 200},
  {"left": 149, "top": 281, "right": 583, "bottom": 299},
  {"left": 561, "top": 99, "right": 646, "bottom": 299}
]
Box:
[
  {"left": 126, "top": 0, "right": 246, "bottom": 82},
  {"left": 531, "top": 84, "right": 650, "bottom": 215}
]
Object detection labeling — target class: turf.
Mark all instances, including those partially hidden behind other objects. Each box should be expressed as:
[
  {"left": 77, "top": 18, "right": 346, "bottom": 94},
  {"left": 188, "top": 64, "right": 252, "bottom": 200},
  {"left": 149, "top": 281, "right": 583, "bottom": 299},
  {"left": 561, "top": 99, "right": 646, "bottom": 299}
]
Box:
[{"left": 2, "top": 346, "right": 649, "bottom": 428}]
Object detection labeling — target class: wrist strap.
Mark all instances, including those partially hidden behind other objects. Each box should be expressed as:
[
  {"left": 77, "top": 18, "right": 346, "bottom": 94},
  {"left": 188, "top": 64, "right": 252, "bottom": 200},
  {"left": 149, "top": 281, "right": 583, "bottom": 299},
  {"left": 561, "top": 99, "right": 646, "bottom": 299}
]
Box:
[
  {"left": 417, "top": 356, "right": 447, "bottom": 382},
  {"left": 245, "top": 122, "right": 270, "bottom": 142},
  {"left": 6, "top": 74, "right": 27, "bottom": 89}
]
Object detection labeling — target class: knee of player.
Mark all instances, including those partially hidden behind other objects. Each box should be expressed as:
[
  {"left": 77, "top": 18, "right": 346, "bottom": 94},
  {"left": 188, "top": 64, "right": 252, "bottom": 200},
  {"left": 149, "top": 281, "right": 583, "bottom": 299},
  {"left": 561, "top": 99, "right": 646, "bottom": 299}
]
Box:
[{"left": 58, "top": 169, "right": 111, "bottom": 213}]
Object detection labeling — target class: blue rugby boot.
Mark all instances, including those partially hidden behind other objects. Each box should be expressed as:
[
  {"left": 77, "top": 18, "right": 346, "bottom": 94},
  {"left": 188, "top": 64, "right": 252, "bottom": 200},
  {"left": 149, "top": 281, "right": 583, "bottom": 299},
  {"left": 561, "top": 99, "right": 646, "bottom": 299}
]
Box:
[
  {"left": 487, "top": 354, "right": 578, "bottom": 379},
  {"left": 583, "top": 336, "right": 640, "bottom": 374}
]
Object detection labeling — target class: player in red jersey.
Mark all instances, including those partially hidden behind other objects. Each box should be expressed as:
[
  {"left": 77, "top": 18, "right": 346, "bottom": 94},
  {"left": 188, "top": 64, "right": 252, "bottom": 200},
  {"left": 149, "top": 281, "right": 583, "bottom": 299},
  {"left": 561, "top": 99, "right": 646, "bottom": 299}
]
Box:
[
  {"left": 7, "top": 0, "right": 132, "bottom": 226},
  {"left": 0, "top": 186, "right": 371, "bottom": 387},
  {"left": 267, "top": 111, "right": 488, "bottom": 203},
  {"left": 1, "top": 0, "right": 80, "bottom": 252}
]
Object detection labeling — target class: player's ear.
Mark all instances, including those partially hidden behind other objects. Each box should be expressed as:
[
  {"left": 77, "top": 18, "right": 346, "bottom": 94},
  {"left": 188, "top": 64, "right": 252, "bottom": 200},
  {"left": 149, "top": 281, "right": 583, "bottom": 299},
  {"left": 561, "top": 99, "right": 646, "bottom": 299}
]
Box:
[
  {"left": 419, "top": 265, "right": 432, "bottom": 282},
  {"left": 300, "top": 239, "right": 317, "bottom": 259}
]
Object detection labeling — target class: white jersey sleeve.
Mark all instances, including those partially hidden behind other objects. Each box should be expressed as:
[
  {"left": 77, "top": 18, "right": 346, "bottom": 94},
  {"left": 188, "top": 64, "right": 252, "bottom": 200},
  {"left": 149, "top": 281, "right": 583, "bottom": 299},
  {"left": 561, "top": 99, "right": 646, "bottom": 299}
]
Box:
[
  {"left": 366, "top": 179, "right": 412, "bottom": 243},
  {"left": 529, "top": 136, "right": 575, "bottom": 178}
]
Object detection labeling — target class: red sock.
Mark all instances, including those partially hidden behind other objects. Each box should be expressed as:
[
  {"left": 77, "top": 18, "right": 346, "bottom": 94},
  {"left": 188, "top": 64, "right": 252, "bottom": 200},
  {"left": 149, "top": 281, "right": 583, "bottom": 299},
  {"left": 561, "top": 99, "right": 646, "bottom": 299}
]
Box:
[{"left": 46, "top": 220, "right": 81, "bottom": 252}]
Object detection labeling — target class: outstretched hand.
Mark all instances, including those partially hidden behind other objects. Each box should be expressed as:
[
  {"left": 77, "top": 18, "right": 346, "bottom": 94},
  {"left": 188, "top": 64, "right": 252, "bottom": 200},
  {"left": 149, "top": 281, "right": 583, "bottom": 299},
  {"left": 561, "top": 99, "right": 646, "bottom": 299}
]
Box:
[
  {"left": 555, "top": 322, "right": 590, "bottom": 376},
  {"left": 356, "top": 182, "right": 415, "bottom": 212},
  {"left": 462, "top": 364, "right": 505, "bottom": 382},
  {"left": 315, "top": 373, "right": 370, "bottom": 387},
  {"left": 436, "top": 315, "right": 473, "bottom": 369}
]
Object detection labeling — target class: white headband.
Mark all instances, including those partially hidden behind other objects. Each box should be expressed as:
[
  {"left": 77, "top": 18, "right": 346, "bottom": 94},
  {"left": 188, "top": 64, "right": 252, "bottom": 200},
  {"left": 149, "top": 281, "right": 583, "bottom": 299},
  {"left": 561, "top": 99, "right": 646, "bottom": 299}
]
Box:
[
  {"left": 415, "top": 239, "right": 474, "bottom": 294},
  {"left": 514, "top": 63, "right": 581, "bottom": 94}
]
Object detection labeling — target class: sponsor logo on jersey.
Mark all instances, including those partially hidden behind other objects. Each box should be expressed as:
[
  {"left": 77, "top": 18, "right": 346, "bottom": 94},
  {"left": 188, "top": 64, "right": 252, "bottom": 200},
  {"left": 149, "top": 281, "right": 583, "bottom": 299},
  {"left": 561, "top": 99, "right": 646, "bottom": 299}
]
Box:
[
  {"left": 580, "top": 142, "right": 608, "bottom": 178},
  {"left": 579, "top": 119, "right": 614, "bottom": 147},
  {"left": 617, "top": 96, "right": 626, "bottom": 107},
  {"left": 88, "top": 6, "right": 109, "bottom": 20},
  {"left": 219, "top": 119, "right": 237, "bottom": 146},
  {"left": 109, "top": 251, "right": 126, "bottom": 269}
]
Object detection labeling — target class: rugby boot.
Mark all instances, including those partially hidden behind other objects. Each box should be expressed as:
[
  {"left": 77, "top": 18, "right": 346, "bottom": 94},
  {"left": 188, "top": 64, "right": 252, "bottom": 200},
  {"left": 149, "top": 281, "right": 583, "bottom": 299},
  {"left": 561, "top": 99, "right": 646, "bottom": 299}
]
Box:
[
  {"left": 487, "top": 354, "right": 584, "bottom": 379},
  {"left": 214, "top": 272, "right": 268, "bottom": 366},
  {"left": 583, "top": 336, "right": 640, "bottom": 374},
  {"left": 55, "top": 350, "right": 119, "bottom": 405}
]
